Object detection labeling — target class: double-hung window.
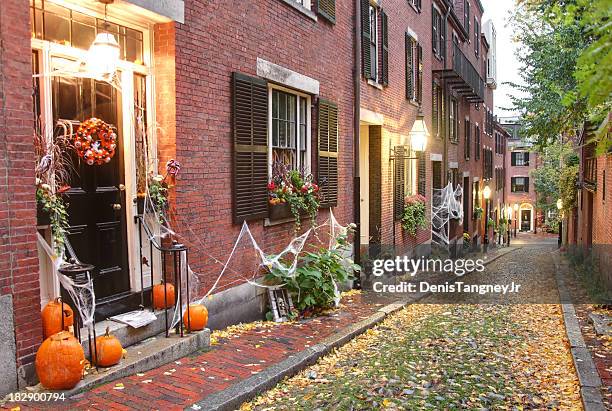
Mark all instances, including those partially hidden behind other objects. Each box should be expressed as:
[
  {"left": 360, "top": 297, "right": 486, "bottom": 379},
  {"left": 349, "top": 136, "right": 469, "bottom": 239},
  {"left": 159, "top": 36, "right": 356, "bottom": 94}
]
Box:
[
  {"left": 294, "top": 0, "right": 311, "bottom": 10},
  {"left": 432, "top": 7, "right": 444, "bottom": 60},
  {"left": 270, "top": 87, "right": 311, "bottom": 173},
  {"left": 474, "top": 18, "right": 480, "bottom": 57},
  {"left": 464, "top": 0, "right": 470, "bottom": 36},
  {"left": 511, "top": 177, "right": 529, "bottom": 193},
  {"left": 405, "top": 34, "right": 422, "bottom": 103},
  {"left": 369, "top": 5, "right": 378, "bottom": 81},
  {"left": 511, "top": 151, "right": 529, "bottom": 166},
  {"left": 449, "top": 98, "right": 458, "bottom": 142}
]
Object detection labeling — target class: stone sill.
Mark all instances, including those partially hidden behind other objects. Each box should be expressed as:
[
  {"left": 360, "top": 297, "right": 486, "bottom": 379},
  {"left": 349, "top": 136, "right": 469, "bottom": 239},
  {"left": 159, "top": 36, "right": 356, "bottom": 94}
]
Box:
[{"left": 278, "top": 0, "right": 317, "bottom": 21}]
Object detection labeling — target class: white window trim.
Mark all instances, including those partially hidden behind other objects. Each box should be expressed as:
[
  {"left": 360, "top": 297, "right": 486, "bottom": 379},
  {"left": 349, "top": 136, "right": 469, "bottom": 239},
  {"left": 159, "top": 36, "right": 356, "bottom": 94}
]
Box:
[{"left": 267, "top": 84, "right": 312, "bottom": 178}]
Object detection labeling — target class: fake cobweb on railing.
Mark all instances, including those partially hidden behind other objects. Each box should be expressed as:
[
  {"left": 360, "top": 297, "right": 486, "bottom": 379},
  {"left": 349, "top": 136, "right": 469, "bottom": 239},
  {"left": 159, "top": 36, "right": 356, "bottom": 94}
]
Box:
[{"left": 431, "top": 182, "right": 464, "bottom": 246}]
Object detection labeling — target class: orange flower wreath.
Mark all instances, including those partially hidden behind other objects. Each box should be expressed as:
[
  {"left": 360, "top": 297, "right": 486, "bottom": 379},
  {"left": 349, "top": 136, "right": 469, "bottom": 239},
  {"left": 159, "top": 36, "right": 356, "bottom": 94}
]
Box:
[{"left": 74, "top": 118, "right": 117, "bottom": 166}]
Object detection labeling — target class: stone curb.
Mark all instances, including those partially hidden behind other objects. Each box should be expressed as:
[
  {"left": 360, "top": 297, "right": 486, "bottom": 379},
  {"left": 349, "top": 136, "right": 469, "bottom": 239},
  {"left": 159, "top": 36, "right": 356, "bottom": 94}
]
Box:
[
  {"left": 188, "top": 248, "right": 516, "bottom": 411},
  {"left": 552, "top": 252, "right": 606, "bottom": 411}
]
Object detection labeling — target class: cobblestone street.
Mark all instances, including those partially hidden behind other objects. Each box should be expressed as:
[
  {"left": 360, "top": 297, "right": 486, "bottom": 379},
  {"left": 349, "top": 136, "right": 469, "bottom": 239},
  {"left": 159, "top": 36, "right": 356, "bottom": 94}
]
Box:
[{"left": 244, "top": 239, "right": 587, "bottom": 410}]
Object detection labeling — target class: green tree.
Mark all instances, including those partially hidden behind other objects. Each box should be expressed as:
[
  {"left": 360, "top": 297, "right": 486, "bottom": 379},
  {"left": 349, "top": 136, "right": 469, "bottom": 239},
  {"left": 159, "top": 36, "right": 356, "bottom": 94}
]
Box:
[
  {"left": 509, "top": 0, "right": 611, "bottom": 151},
  {"left": 530, "top": 141, "right": 578, "bottom": 222}
]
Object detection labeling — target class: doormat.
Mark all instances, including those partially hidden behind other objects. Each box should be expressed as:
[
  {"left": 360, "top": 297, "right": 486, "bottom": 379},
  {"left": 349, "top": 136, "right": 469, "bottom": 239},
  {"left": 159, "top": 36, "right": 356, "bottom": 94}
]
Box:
[{"left": 110, "top": 310, "right": 157, "bottom": 328}]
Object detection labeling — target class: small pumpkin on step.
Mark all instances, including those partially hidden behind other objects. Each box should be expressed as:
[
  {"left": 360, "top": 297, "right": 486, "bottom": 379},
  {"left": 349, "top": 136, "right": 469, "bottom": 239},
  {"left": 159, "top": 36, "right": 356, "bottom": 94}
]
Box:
[
  {"left": 183, "top": 303, "right": 208, "bottom": 331},
  {"left": 41, "top": 297, "right": 74, "bottom": 339},
  {"left": 93, "top": 327, "right": 123, "bottom": 367},
  {"left": 152, "top": 280, "right": 175, "bottom": 309}
]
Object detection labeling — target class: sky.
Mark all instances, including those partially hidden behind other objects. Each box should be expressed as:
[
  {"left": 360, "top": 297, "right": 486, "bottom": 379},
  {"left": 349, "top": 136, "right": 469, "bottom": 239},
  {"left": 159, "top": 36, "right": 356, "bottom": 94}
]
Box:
[{"left": 481, "top": 0, "right": 524, "bottom": 120}]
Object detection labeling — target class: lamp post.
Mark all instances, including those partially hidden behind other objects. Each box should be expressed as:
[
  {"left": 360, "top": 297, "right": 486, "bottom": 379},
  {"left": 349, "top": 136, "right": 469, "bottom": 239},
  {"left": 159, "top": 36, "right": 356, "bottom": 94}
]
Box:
[
  {"left": 506, "top": 206, "right": 512, "bottom": 247},
  {"left": 513, "top": 203, "right": 519, "bottom": 237},
  {"left": 557, "top": 199, "right": 563, "bottom": 247},
  {"left": 483, "top": 186, "right": 491, "bottom": 252}
]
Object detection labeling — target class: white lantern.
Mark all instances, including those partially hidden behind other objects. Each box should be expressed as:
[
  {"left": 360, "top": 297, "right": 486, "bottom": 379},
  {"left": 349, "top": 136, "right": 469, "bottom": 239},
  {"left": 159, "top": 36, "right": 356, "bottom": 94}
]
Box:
[
  {"left": 87, "top": 32, "right": 120, "bottom": 77},
  {"left": 409, "top": 113, "right": 429, "bottom": 153}
]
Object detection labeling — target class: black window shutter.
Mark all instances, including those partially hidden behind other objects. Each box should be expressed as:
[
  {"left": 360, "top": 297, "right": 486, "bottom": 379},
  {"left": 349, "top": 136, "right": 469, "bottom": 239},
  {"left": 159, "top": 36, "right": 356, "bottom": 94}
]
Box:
[
  {"left": 417, "top": 151, "right": 426, "bottom": 196},
  {"left": 405, "top": 34, "right": 413, "bottom": 100},
  {"left": 524, "top": 152, "right": 530, "bottom": 165},
  {"left": 317, "top": 0, "right": 336, "bottom": 23},
  {"left": 232, "top": 72, "right": 269, "bottom": 223},
  {"left": 417, "top": 44, "right": 423, "bottom": 104},
  {"left": 318, "top": 100, "right": 339, "bottom": 207},
  {"left": 511, "top": 152, "right": 517, "bottom": 166},
  {"left": 416, "top": 0, "right": 422, "bottom": 12},
  {"left": 432, "top": 81, "right": 439, "bottom": 137},
  {"left": 394, "top": 146, "right": 406, "bottom": 220},
  {"left": 432, "top": 6, "right": 437, "bottom": 55},
  {"left": 465, "top": 1, "right": 470, "bottom": 35},
  {"left": 361, "top": 0, "right": 371, "bottom": 79},
  {"left": 465, "top": 120, "right": 471, "bottom": 160},
  {"left": 381, "top": 10, "right": 389, "bottom": 86},
  {"left": 440, "top": 14, "right": 446, "bottom": 61},
  {"left": 525, "top": 177, "right": 529, "bottom": 192}
]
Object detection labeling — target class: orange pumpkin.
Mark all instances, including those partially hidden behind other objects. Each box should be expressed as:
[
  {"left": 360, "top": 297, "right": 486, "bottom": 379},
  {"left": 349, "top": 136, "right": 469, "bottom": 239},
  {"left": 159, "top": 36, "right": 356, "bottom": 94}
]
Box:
[
  {"left": 41, "top": 297, "right": 74, "bottom": 339},
  {"left": 35, "top": 331, "right": 84, "bottom": 390},
  {"left": 93, "top": 327, "right": 123, "bottom": 367},
  {"left": 152, "top": 281, "right": 175, "bottom": 309},
  {"left": 183, "top": 304, "right": 208, "bottom": 331}
]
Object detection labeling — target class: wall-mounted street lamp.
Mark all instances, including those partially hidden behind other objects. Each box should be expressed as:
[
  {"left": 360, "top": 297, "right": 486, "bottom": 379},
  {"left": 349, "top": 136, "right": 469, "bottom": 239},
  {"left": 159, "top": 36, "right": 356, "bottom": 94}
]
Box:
[
  {"left": 483, "top": 185, "right": 491, "bottom": 252},
  {"left": 409, "top": 112, "right": 429, "bottom": 153}
]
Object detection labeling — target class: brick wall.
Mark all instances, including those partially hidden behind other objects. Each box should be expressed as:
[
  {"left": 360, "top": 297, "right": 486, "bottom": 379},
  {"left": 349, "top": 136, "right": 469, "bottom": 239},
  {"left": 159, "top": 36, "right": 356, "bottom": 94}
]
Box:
[
  {"left": 592, "top": 153, "right": 612, "bottom": 286},
  {"left": 0, "top": 0, "right": 42, "bottom": 370},
  {"left": 163, "top": 0, "right": 355, "bottom": 294}
]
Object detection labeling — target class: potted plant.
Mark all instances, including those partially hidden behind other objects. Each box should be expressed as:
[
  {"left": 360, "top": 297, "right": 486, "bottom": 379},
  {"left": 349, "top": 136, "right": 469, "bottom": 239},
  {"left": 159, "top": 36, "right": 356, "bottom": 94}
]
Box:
[
  {"left": 400, "top": 194, "right": 427, "bottom": 236},
  {"left": 473, "top": 206, "right": 484, "bottom": 220},
  {"left": 463, "top": 232, "right": 471, "bottom": 250},
  {"left": 268, "top": 164, "right": 320, "bottom": 230}
]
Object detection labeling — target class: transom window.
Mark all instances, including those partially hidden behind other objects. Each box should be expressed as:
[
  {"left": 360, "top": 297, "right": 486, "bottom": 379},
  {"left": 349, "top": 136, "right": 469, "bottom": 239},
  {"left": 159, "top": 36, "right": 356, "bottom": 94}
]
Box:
[
  {"left": 30, "top": 0, "right": 144, "bottom": 64},
  {"left": 270, "top": 88, "right": 310, "bottom": 173}
]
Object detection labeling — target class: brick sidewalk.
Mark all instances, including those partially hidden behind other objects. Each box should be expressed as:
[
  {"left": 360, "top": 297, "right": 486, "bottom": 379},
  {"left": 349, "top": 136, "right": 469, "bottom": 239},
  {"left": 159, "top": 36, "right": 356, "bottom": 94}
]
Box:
[{"left": 3, "top": 293, "right": 383, "bottom": 411}]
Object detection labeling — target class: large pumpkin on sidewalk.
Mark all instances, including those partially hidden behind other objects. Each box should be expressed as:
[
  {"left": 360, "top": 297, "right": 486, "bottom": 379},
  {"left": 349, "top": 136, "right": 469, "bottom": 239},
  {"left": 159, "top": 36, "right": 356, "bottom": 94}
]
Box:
[
  {"left": 152, "top": 281, "right": 175, "bottom": 309},
  {"left": 183, "top": 304, "right": 208, "bottom": 331},
  {"left": 93, "top": 327, "right": 123, "bottom": 367},
  {"left": 35, "top": 331, "right": 84, "bottom": 390},
  {"left": 41, "top": 297, "right": 74, "bottom": 339}
]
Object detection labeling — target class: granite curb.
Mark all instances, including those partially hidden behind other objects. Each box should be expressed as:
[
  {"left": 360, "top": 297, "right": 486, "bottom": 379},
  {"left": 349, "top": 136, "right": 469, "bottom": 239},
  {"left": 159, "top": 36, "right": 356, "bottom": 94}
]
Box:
[{"left": 552, "top": 251, "right": 606, "bottom": 411}]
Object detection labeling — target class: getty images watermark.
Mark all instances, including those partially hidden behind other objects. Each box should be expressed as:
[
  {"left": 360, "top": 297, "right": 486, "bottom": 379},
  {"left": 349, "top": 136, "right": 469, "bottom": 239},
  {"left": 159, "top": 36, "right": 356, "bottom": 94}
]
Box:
[{"left": 368, "top": 256, "right": 521, "bottom": 296}]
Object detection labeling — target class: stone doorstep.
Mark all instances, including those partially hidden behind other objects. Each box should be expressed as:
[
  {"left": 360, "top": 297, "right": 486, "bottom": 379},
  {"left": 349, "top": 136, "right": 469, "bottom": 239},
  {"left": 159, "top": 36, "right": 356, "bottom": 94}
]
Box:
[
  {"left": 78, "top": 308, "right": 178, "bottom": 358},
  {"left": 17, "top": 328, "right": 210, "bottom": 400}
]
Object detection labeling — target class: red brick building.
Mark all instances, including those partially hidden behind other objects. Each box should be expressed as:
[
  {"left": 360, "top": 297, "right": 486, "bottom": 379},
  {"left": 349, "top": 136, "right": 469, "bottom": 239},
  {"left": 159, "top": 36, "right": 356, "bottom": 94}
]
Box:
[
  {"left": 1, "top": 0, "right": 355, "bottom": 393},
  {"left": 502, "top": 118, "right": 540, "bottom": 233},
  {"left": 0, "top": 0, "right": 505, "bottom": 393}
]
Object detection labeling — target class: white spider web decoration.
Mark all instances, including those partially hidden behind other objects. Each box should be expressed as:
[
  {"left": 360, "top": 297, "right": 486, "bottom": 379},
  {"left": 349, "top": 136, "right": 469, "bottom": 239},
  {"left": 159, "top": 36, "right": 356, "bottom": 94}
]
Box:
[{"left": 431, "top": 182, "right": 464, "bottom": 246}]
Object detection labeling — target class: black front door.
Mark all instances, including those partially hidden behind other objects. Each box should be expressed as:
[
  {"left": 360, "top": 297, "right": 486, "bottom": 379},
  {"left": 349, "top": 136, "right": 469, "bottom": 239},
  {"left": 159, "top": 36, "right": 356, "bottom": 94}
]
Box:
[
  {"left": 521, "top": 209, "right": 531, "bottom": 231},
  {"left": 52, "top": 71, "right": 130, "bottom": 311}
]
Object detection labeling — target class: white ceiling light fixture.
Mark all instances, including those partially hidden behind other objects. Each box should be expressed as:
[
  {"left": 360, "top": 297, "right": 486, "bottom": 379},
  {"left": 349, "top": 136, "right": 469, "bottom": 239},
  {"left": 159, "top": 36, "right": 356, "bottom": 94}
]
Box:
[{"left": 87, "top": 0, "right": 120, "bottom": 79}]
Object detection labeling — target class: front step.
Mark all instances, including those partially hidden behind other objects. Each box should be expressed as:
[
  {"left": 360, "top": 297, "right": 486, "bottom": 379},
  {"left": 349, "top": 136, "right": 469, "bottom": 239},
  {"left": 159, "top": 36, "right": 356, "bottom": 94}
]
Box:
[
  {"left": 78, "top": 308, "right": 178, "bottom": 358},
  {"left": 24, "top": 328, "right": 210, "bottom": 398}
]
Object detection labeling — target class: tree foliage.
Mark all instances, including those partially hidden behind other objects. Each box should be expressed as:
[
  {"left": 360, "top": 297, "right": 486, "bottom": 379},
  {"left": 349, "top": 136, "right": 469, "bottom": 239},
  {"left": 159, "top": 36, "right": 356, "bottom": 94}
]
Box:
[
  {"left": 530, "top": 141, "right": 578, "bottom": 219},
  {"left": 509, "top": 0, "right": 611, "bottom": 150}
]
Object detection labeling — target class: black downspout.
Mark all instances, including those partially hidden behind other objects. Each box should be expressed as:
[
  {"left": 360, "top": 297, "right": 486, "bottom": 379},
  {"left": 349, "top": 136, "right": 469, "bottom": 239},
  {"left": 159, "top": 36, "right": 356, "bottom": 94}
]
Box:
[
  {"left": 353, "top": 0, "right": 362, "bottom": 288},
  {"left": 442, "top": 6, "right": 451, "bottom": 186}
]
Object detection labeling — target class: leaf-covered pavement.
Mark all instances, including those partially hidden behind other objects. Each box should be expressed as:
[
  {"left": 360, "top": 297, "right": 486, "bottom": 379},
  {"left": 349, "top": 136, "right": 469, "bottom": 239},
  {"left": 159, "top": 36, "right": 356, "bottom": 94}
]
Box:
[{"left": 242, "top": 303, "right": 581, "bottom": 410}]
